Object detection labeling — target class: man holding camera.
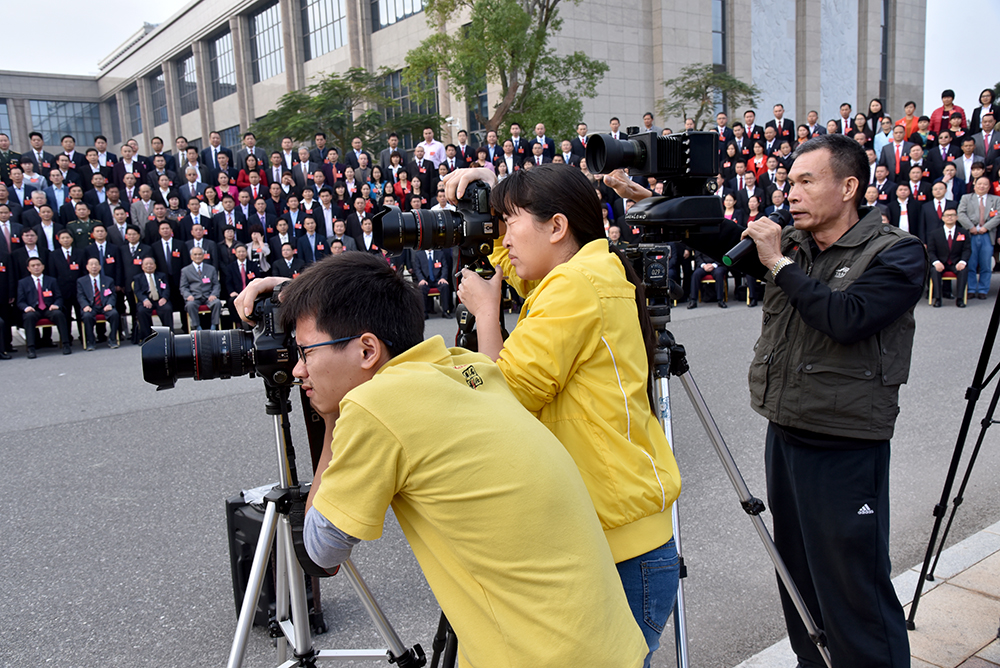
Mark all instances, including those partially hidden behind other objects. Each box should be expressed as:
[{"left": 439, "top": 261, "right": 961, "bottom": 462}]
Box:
[
  {"left": 234, "top": 254, "right": 647, "bottom": 668},
  {"left": 608, "top": 133, "right": 924, "bottom": 667}
]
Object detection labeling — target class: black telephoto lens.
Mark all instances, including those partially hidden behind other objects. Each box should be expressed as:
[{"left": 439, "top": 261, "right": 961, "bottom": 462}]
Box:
[
  {"left": 141, "top": 326, "right": 255, "bottom": 389},
  {"left": 585, "top": 134, "right": 646, "bottom": 174},
  {"left": 374, "top": 206, "right": 462, "bottom": 252}
]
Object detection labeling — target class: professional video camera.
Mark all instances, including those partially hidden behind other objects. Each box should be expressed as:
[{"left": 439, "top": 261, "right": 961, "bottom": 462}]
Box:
[
  {"left": 587, "top": 129, "right": 725, "bottom": 244},
  {"left": 140, "top": 283, "right": 297, "bottom": 390}
]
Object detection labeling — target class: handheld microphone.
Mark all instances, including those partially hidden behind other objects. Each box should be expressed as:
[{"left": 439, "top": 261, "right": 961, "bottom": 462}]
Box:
[{"left": 722, "top": 209, "right": 792, "bottom": 266}]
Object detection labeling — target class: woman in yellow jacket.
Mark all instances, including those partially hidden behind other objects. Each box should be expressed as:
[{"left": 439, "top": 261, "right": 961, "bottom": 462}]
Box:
[{"left": 451, "top": 165, "right": 681, "bottom": 666}]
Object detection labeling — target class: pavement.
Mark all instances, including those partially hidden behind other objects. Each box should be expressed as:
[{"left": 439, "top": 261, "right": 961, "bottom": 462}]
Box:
[
  {"left": 737, "top": 520, "right": 1000, "bottom": 668},
  {"left": 1, "top": 286, "right": 999, "bottom": 667}
]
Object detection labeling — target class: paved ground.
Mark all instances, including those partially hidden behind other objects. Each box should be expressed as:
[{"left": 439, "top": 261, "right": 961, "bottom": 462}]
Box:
[{"left": 1, "top": 284, "right": 999, "bottom": 667}]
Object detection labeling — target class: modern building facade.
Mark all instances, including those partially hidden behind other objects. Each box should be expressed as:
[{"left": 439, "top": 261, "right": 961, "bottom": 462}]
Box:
[{"left": 0, "top": 0, "right": 926, "bottom": 153}]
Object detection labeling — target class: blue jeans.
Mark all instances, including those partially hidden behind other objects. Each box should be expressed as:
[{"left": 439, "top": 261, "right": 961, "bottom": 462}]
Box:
[
  {"left": 967, "top": 232, "right": 993, "bottom": 295},
  {"left": 616, "top": 539, "right": 680, "bottom": 668}
]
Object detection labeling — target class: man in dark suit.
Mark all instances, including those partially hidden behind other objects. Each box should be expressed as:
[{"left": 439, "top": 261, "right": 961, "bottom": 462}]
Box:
[
  {"left": 77, "top": 257, "right": 121, "bottom": 349},
  {"left": 297, "top": 216, "right": 328, "bottom": 266},
  {"left": 17, "top": 256, "right": 72, "bottom": 357},
  {"left": 151, "top": 220, "right": 188, "bottom": 327},
  {"left": 972, "top": 113, "right": 999, "bottom": 180},
  {"left": 310, "top": 132, "right": 331, "bottom": 165},
  {"left": 133, "top": 256, "right": 173, "bottom": 338},
  {"left": 224, "top": 244, "right": 262, "bottom": 304},
  {"left": 888, "top": 183, "right": 924, "bottom": 241},
  {"left": 24, "top": 132, "right": 56, "bottom": 176},
  {"left": 78, "top": 150, "right": 114, "bottom": 193},
  {"left": 455, "top": 130, "right": 475, "bottom": 168},
  {"left": 558, "top": 140, "right": 581, "bottom": 167},
  {"left": 145, "top": 137, "right": 176, "bottom": 173},
  {"left": 906, "top": 165, "right": 933, "bottom": 203},
  {"left": 878, "top": 126, "right": 916, "bottom": 183},
  {"left": 735, "top": 172, "right": 764, "bottom": 215},
  {"left": 185, "top": 222, "right": 220, "bottom": 269},
  {"left": 354, "top": 217, "right": 380, "bottom": 254},
  {"left": 293, "top": 149, "right": 319, "bottom": 192},
  {"left": 8, "top": 166, "right": 37, "bottom": 208},
  {"left": 329, "top": 219, "right": 357, "bottom": 251},
  {"left": 743, "top": 110, "right": 764, "bottom": 145},
  {"left": 50, "top": 229, "right": 84, "bottom": 326},
  {"left": 268, "top": 218, "right": 297, "bottom": 257},
  {"left": 377, "top": 134, "right": 405, "bottom": 172},
  {"left": 119, "top": 225, "right": 152, "bottom": 336},
  {"left": 526, "top": 123, "right": 556, "bottom": 161},
  {"left": 201, "top": 132, "right": 234, "bottom": 176},
  {"left": 927, "top": 130, "right": 959, "bottom": 181},
  {"left": 345, "top": 197, "right": 373, "bottom": 239},
  {"left": 104, "top": 204, "right": 132, "bottom": 247},
  {"left": 525, "top": 142, "right": 552, "bottom": 167},
  {"left": 234, "top": 133, "right": 267, "bottom": 171},
  {"left": 570, "top": 123, "right": 589, "bottom": 159},
  {"left": 411, "top": 248, "right": 453, "bottom": 317},
  {"left": 113, "top": 144, "right": 148, "bottom": 191},
  {"left": 760, "top": 126, "right": 781, "bottom": 156},
  {"left": 407, "top": 146, "right": 435, "bottom": 194},
  {"left": 178, "top": 169, "right": 207, "bottom": 204},
  {"left": 177, "top": 198, "right": 215, "bottom": 243},
  {"left": 344, "top": 137, "right": 374, "bottom": 171},
  {"left": 29, "top": 202, "right": 62, "bottom": 253},
  {"left": 927, "top": 208, "right": 971, "bottom": 307},
  {"left": 0, "top": 203, "right": 23, "bottom": 257},
  {"left": 271, "top": 242, "right": 305, "bottom": 278},
  {"left": 213, "top": 195, "right": 245, "bottom": 243},
  {"left": 83, "top": 223, "right": 125, "bottom": 292},
  {"left": 713, "top": 112, "right": 735, "bottom": 158},
  {"left": 921, "top": 182, "right": 957, "bottom": 231},
  {"left": 12, "top": 227, "right": 50, "bottom": 281},
  {"left": 765, "top": 104, "right": 795, "bottom": 141}
]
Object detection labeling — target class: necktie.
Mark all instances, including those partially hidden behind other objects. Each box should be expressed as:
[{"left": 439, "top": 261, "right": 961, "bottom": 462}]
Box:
[
  {"left": 66, "top": 249, "right": 72, "bottom": 263},
  {"left": 942, "top": 147, "right": 947, "bottom": 161},
  {"left": 213, "top": 148, "right": 219, "bottom": 168},
  {"left": 427, "top": 251, "right": 434, "bottom": 277},
  {"left": 37, "top": 278, "right": 46, "bottom": 310},
  {"left": 739, "top": 176, "right": 744, "bottom": 190},
  {"left": 308, "top": 236, "right": 316, "bottom": 262},
  {"left": 196, "top": 265, "right": 203, "bottom": 281},
  {"left": 240, "top": 263, "right": 247, "bottom": 289},
  {"left": 948, "top": 229, "right": 954, "bottom": 250},
  {"left": 1, "top": 223, "right": 9, "bottom": 252},
  {"left": 148, "top": 274, "right": 159, "bottom": 301},
  {"left": 253, "top": 186, "right": 257, "bottom": 198},
  {"left": 895, "top": 145, "right": 901, "bottom": 173},
  {"left": 536, "top": 157, "right": 541, "bottom": 165},
  {"left": 227, "top": 213, "right": 233, "bottom": 228},
  {"left": 94, "top": 278, "right": 102, "bottom": 308},
  {"left": 938, "top": 202, "right": 943, "bottom": 219}
]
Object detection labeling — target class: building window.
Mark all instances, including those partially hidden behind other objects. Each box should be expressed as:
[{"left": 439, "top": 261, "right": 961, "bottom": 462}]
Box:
[
  {"left": 712, "top": 0, "right": 726, "bottom": 69},
  {"left": 187, "top": 137, "right": 202, "bottom": 151},
  {"left": 0, "top": 99, "right": 10, "bottom": 141},
  {"left": 106, "top": 98, "right": 121, "bottom": 144},
  {"left": 177, "top": 52, "right": 200, "bottom": 115},
  {"left": 126, "top": 86, "right": 142, "bottom": 136},
  {"left": 466, "top": 82, "right": 488, "bottom": 142},
  {"left": 150, "top": 70, "right": 169, "bottom": 127},
  {"left": 371, "top": 0, "right": 425, "bottom": 32},
  {"left": 29, "top": 100, "right": 103, "bottom": 145},
  {"left": 209, "top": 31, "right": 238, "bottom": 101},
  {"left": 250, "top": 2, "right": 285, "bottom": 84},
  {"left": 218, "top": 125, "right": 241, "bottom": 150},
  {"left": 302, "top": 0, "right": 347, "bottom": 60},
  {"left": 382, "top": 69, "right": 438, "bottom": 150}
]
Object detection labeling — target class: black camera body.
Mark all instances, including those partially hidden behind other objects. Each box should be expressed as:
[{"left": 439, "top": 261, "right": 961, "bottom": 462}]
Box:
[
  {"left": 140, "top": 286, "right": 298, "bottom": 390},
  {"left": 374, "top": 180, "right": 498, "bottom": 258},
  {"left": 586, "top": 130, "right": 719, "bottom": 180}
]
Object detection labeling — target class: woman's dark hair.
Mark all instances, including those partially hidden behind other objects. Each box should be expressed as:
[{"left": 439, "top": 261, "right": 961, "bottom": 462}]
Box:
[
  {"left": 248, "top": 222, "right": 265, "bottom": 236},
  {"left": 980, "top": 89, "right": 995, "bottom": 105},
  {"left": 370, "top": 165, "right": 383, "bottom": 182},
  {"left": 489, "top": 164, "right": 657, "bottom": 380},
  {"left": 245, "top": 154, "right": 258, "bottom": 170},
  {"left": 279, "top": 252, "right": 424, "bottom": 358},
  {"left": 791, "top": 133, "right": 869, "bottom": 208}
]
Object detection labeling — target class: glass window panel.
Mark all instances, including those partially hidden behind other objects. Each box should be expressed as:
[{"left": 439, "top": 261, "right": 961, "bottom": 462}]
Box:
[
  {"left": 125, "top": 86, "right": 142, "bottom": 136},
  {"left": 371, "top": 0, "right": 424, "bottom": 31},
  {"left": 302, "top": 0, "right": 347, "bottom": 60},
  {"left": 250, "top": 3, "right": 285, "bottom": 84},
  {"left": 29, "top": 99, "right": 103, "bottom": 145},
  {"left": 177, "top": 52, "right": 199, "bottom": 115},
  {"left": 149, "top": 70, "right": 169, "bottom": 127}
]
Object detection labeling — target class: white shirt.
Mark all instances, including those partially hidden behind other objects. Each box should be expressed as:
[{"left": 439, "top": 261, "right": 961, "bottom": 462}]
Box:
[
  {"left": 897, "top": 200, "right": 909, "bottom": 232},
  {"left": 419, "top": 140, "right": 446, "bottom": 168},
  {"left": 39, "top": 223, "right": 55, "bottom": 250},
  {"left": 97, "top": 152, "right": 111, "bottom": 166}
]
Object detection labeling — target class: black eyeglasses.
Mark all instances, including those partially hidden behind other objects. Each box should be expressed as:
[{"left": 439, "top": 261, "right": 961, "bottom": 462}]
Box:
[{"left": 296, "top": 335, "right": 393, "bottom": 365}]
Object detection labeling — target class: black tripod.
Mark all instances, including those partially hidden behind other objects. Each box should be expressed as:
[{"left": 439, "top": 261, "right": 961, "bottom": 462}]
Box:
[
  {"left": 907, "top": 288, "right": 1000, "bottom": 630},
  {"left": 638, "top": 246, "right": 832, "bottom": 667}
]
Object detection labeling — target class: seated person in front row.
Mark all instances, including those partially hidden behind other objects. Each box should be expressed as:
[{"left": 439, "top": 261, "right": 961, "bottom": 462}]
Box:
[
  {"left": 77, "top": 257, "right": 121, "bottom": 349},
  {"left": 133, "top": 256, "right": 173, "bottom": 338},
  {"left": 927, "top": 208, "right": 971, "bottom": 307},
  {"left": 233, "top": 254, "right": 648, "bottom": 668}
]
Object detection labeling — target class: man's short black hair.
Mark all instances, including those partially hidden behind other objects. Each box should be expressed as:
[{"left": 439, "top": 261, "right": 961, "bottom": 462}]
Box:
[
  {"left": 315, "top": 132, "right": 326, "bottom": 140},
  {"left": 95, "top": 135, "right": 107, "bottom": 143},
  {"left": 610, "top": 116, "right": 620, "bottom": 123},
  {"left": 918, "top": 115, "right": 931, "bottom": 123},
  {"left": 29, "top": 131, "right": 42, "bottom": 140},
  {"left": 791, "top": 133, "right": 869, "bottom": 208},
  {"left": 280, "top": 253, "right": 424, "bottom": 358},
  {"left": 61, "top": 134, "right": 75, "bottom": 143}
]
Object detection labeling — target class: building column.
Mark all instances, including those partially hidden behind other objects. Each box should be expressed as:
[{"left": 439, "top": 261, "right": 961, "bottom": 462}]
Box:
[
  {"left": 136, "top": 76, "right": 154, "bottom": 147},
  {"left": 280, "top": 0, "right": 306, "bottom": 91},
  {"left": 795, "top": 0, "right": 821, "bottom": 124},
  {"left": 345, "top": 0, "right": 364, "bottom": 69},
  {"left": 9, "top": 98, "right": 31, "bottom": 153},
  {"left": 729, "top": 0, "right": 753, "bottom": 119},
  {"left": 162, "top": 60, "right": 182, "bottom": 143},
  {"left": 885, "top": 0, "right": 925, "bottom": 119},
  {"left": 230, "top": 16, "right": 254, "bottom": 131},
  {"left": 115, "top": 90, "right": 130, "bottom": 143},
  {"left": 193, "top": 40, "right": 216, "bottom": 140},
  {"left": 856, "top": 0, "right": 883, "bottom": 109}
]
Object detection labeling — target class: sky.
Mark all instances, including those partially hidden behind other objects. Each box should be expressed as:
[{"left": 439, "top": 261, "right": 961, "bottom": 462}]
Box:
[{"left": 2, "top": 0, "right": 996, "bottom": 119}]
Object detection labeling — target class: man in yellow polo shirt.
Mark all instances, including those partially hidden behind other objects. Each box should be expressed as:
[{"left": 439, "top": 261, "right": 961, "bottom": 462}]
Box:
[{"left": 239, "top": 253, "right": 646, "bottom": 667}]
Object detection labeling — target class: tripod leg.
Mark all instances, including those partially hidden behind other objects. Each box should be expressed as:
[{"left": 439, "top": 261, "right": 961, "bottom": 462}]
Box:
[
  {"left": 677, "top": 370, "right": 832, "bottom": 668},
  {"left": 275, "top": 519, "right": 289, "bottom": 663},
  {"left": 227, "top": 501, "right": 279, "bottom": 668},
  {"left": 653, "top": 376, "right": 690, "bottom": 668},
  {"left": 276, "top": 514, "right": 315, "bottom": 657}
]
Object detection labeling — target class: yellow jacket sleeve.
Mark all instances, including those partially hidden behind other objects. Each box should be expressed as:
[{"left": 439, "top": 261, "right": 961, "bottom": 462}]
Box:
[{"left": 496, "top": 268, "right": 603, "bottom": 414}]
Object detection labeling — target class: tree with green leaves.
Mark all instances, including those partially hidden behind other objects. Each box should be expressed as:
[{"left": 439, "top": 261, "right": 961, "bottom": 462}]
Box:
[
  {"left": 248, "top": 67, "right": 442, "bottom": 152},
  {"left": 402, "top": 0, "right": 608, "bottom": 140},
  {"left": 658, "top": 64, "right": 759, "bottom": 130}
]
